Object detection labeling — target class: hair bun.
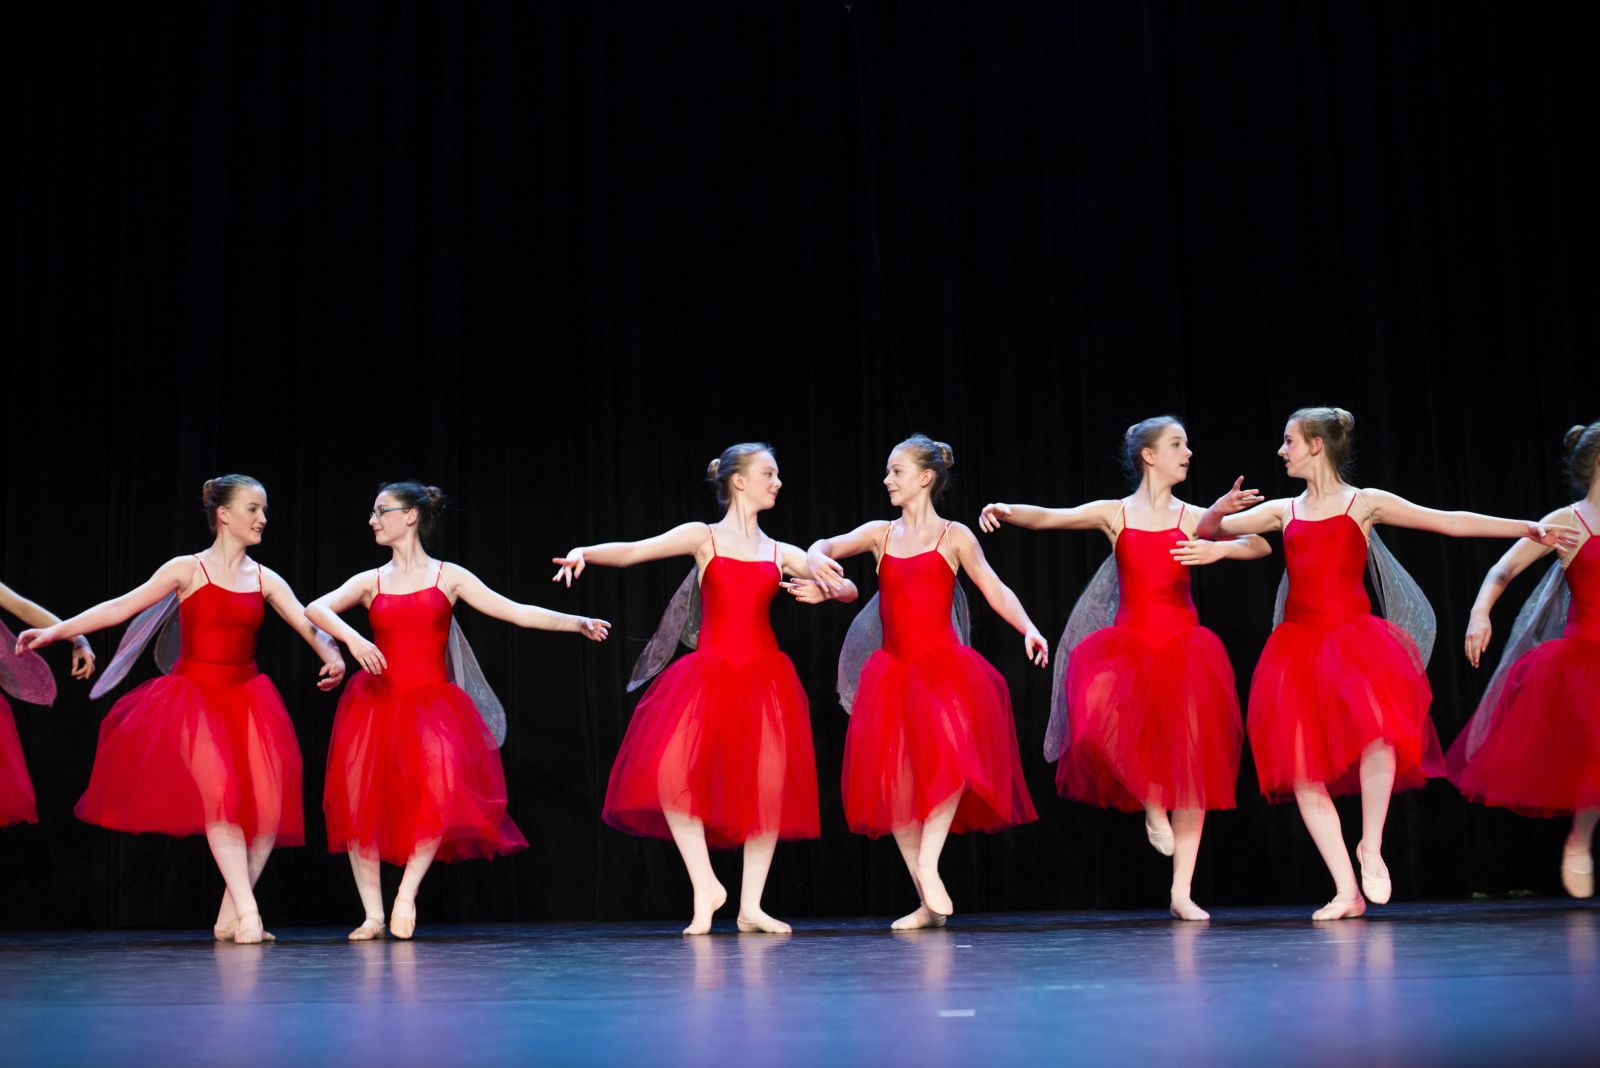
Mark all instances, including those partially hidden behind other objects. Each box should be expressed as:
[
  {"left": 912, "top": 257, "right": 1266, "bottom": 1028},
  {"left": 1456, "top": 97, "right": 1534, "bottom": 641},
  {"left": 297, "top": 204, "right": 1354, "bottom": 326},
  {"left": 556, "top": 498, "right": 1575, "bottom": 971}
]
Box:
[
  {"left": 201, "top": 478, "right": 217, "bottom": 499},
  {"left": 936, "top": 441, "right": 954, "bottom": 468},
  {"left": 1567, "top": 424, "right": 1587, "bottom": 452},
  {"left": 706, "top": 458, "right": 721, "bottom": 480},
  {"left": 424, "top": 485, "right": 445, "bottom": 508},
  {"left": 1334, "top": 407, "right": 1355, "bottom": 431}
]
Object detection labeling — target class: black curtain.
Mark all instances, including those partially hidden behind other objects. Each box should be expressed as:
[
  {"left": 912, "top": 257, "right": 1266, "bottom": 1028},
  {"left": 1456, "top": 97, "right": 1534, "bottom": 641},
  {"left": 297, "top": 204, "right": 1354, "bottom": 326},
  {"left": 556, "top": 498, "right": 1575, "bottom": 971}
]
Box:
[{"left": 3, "top": 1, "right": 1596, "bottom": 929}]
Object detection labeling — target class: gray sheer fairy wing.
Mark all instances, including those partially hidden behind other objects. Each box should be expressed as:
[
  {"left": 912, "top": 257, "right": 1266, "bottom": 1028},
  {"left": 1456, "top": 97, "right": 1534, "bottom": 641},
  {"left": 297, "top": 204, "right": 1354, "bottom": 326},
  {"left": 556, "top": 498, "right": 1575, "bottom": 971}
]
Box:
[
  {"left": 0, "top": 619, "right": 58, "bottom": 706},
  {"left": 626, "top": 568, "right": 701, "bottom": 693},
  {"left": 446, "top": 617, "right": 507, "bottom": 748},
  {"left": 1043, "top": 556, "right": 1120, "bottom": 763},
  {"left": 1271, "top": 571, "right": 1289, "bottom": 629},
  {"left": 836, "top": 592, "right": 883, "bottom": 714},
  {"left": 1367, "top": 530, "right": 1437, "bottom": 668},
  {"left": 1461, "top": 560, "right": 1570, "bottom": 761},
  {"left": 90, "top": 592, "right": 179, "bottom": 700},
  {"left": 951, "top": 581, "right": 972, "bottom": 646}
]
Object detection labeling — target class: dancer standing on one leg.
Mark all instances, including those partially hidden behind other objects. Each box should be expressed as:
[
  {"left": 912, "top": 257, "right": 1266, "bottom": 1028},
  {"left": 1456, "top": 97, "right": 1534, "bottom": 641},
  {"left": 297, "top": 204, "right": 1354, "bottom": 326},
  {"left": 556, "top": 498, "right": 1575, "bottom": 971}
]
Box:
[
  {"left": 553, "top": 444, "right": 849, "bottom": 935},
  {"left": 1196, "top": 408, "right": 1576, "bottom": 920},
  {"left": 809, "top": 434, "right": 1047, "bottom": 930},
  {"left": 309, "top": 481, "right": 609, "bottom": 940},
  {"left": 16, "top": 475, "right": 345, "bottom": 943},
  {"left": 978, "top": 417, "right": 1268, "bottom": 920},
  {"left": 1449, "top": 420, "right": 1600, "bottom": 898},
  {"left": 0, "top": 583, "right": 96, "bottom": 827}
]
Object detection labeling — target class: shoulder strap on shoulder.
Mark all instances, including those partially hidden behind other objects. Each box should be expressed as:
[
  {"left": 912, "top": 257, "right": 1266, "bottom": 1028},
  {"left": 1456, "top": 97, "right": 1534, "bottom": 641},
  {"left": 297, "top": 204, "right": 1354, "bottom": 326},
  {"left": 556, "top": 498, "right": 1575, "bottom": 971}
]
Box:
[
  {"left": 256, "top": 562, "right": 265, "bottom": 593},
  {"left": 373, "top": 568, "right": 382, "bottom": 594},
  {"left": 433, "top": 561, "right": 445, "bottom": 588},
  {"left": 934, "top": 520, "right": 953, "bottom": 552},
  {"left": 1343, "top": 490, "right": 1360, "bottom": 515},
  {"left": 1289, "top": 498, "right": 1298, "bottom": 520},
  {"left": 707, "top": 524, "right": 719, "bottom": 558},
  {"left": 1575, "top": 504, "right": 1595, "bottom": 536},
  {"left": 193, "top": 554, "right": 211, "bottom": 583}
]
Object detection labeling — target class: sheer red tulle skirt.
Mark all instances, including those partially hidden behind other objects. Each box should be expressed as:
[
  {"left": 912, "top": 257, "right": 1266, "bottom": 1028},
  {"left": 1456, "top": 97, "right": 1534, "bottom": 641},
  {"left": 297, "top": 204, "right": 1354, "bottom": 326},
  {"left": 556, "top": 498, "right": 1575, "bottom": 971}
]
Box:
[
  {"left": 1448, "top": 635, "right": 1600, "bottom": 816},
  {"left": 1248, "top": 615, "right": 1439, "bottom": 800},
  {"left": 325, "top": 672, "right": 527, "bottom": 863},
  {"left": 0, "top": 696, "right": 37, "bottom": 827},
  {"left": 75, "top": 663, "right": 304, "bottom": 843},
  {"left": 603, "top": 649, "right": 819, "bottom": 849},
  {"left": 843, "top": 644, "right": 1037, "bottom": 837},
  {"left": 1059, "top": 625, "right": 1242, "bottom": 811}
]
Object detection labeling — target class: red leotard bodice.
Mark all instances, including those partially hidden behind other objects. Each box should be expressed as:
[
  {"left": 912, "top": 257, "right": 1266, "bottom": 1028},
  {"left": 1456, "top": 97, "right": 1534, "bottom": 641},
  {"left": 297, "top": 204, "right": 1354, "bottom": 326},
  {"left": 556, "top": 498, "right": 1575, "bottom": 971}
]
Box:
[
  {"left": 370, "top": 568, "right": 452, "bottom": 691},
  {"left": 1564, "top": 511, "right": 1600, "bottom": 641},
  {"left": 1281, "top": 496, "right": 1370, "bottom": 627},
  {"left": 696, "top": 549, "right": 782, "bottom": 664},
  {"left": 1113, "top": 507, "right": 1198, "bottom": 643}
]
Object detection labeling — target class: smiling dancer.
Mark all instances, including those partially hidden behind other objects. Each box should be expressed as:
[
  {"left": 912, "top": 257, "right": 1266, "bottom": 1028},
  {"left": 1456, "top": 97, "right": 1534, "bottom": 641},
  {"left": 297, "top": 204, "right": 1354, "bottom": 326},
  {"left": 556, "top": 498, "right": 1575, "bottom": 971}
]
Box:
[
  {"left": 979, "top": 417, "right": 1268, "bottom": 920},
  {"left": 553, "top": 443, "right": 849, "bottom": 935},
  {"left": 308, "top": 481, "right": 609, "bottom": 940},
  {"left": 808, "top": 434, "right": 1046, "bottom": 930},
  {"left": 16, "top": 475, "right": 344, "bottom": 943},
  {"left": 1196, "top": 408, "right": 1576, "bottom": 919},
  {"left": 1449, "top": 420, "right": 1600, "bottom": 897}
]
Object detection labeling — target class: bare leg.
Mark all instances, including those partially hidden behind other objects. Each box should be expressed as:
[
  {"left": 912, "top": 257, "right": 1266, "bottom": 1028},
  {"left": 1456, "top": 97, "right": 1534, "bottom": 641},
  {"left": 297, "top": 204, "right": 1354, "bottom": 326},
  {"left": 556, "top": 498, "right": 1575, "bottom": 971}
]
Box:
[
  {"left": 890, "top": 821, "right": 944, "bottom": 930},
  {"left": 1355, "top": 740, "right": 1396, "bottom": 904},
  {"left": 735, "top": 835, "right": 790, "bottom": 934},
  {"left": 215, "top": 835, "right": 275, "bottom": 938},
  {"left": 1563, "top": 808, "right": 1599, "bottom": 898},
  {"left": 1168, "top": 809, "right": 1209, "bottom": 920},
  {"left": 1294, "top": 781, "right": 1365, "bottom": 920},
  {"left": 664, "top": 810, "right": 726, "bottom": 935},
  {"left": 913, "top": 790, "right": 962, "bottom": 918},
  {"left": 389, "top": 838, "right": 439, "bottom": 940},
  {"left": 347, "top": 848, "right": 386, "bottom": 939},
  {"left": 205, "top": 823, "right": 270, "bottom": 943},
  {"left": 1143, "top": 802, "right": 1175, "bottom": 856}
]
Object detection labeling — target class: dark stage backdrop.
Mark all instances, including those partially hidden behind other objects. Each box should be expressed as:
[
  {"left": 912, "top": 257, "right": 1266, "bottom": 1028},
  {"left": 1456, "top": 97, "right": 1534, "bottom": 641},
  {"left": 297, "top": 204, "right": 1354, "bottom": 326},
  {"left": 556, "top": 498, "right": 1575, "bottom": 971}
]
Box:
[{"left": 3, "top": 2, "right": 1597, "bottom": 929}]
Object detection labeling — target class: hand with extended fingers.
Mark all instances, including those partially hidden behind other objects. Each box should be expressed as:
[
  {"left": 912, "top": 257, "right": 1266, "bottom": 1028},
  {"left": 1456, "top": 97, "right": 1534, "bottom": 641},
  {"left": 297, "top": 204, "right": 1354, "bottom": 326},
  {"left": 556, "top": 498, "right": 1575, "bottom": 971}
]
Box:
[
  {"left": 1464, "top": 612, "right": 1492, "bottom": 668},
  {"left": 1526, "top": 522, "right": 1580, "bottom": 551},
  {"left": 1210, "top": 476, "right": 1264, "bottom": 515},
  {"left": 14, "top": 626, "right": 58, "bottom": 654},
  {"left": 806, "top": 550, "right": 848, "bottom": 594},
  {"left": 1171, "top": 539, "right": 1230, "bottom": 567},
  {"left": 316, "top": 655, "right": 347, "bottom": 691},
  {"left": 977, "top": 503, "right": 1012, "bottom": 534},
  {"left": 782, "top": 579, "right": 835, "bottom": 605},
  {"left": 551, "top": 549, "right": 587, "bottom": 587},
  {"left": 348, "top": 635, "right": 388, "bottom": 676}
]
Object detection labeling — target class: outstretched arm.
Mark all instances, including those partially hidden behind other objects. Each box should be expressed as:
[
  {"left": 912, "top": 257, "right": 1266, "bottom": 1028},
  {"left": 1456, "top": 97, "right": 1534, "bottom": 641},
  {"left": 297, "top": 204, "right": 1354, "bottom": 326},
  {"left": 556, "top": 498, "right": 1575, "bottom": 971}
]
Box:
[
  {"left": 948, "top": 524, "right": 1048, "bottom": 667},
  {"left": 14, "top": 557, "right": 197, "bottom": 655},
  {"left": 777, "top": 542, "right": 859, "bottom": 605},
  {"left": 552, "top": 522, "right": 710, "bottom": 587},
  {"left": 1462, "top": 506, "right": 1571, "bottom": 667},
  {"left": 977, "top": 499, "right": 1119, "bottom": 536},
  {"left": 448, "top": 564, "right": 610, "bottom": 640},
  {"left": 304, "top": 572, "right": 389, "bottom": 676},
  {"left": 260, "top": 566, "right": 347, "bottom": 690},
  {"left": 1363, "top": 489, "right": 1579, "bottom": 548},
  {"left": 805, "top": 520, "right": 890, "bottom": 594},
  {"left": 0, "top": 581, "right": 95, "bottom": 679}
]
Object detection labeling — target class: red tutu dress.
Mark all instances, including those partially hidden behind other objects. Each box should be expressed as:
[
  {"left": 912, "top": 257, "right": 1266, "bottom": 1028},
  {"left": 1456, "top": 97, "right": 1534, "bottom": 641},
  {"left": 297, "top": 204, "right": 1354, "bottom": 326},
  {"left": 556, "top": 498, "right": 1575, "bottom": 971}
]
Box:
[
  {"left": 1059, "top": 505, "right": 1242, "bottom": 810},
  {"left": 1448, "top": 511, "right": 1600, "bottom": 815},
  {"left": 0, "top": 696, "right": 37, "bottom": 826},
  {"left": 75, "top": 561, "right": 304, "bottom": 843},
  {"left": 1247, "top": 494, "right": 1440, "bottom": 800},
  {"left": 325, "top": 565, "right": 526, "bottom": 863},
  {"left": 603, "top": 536, "right": 819, "bottom": 848},
  {"left": 842, "top": 523, "right": 1037, "bottom": 837}
]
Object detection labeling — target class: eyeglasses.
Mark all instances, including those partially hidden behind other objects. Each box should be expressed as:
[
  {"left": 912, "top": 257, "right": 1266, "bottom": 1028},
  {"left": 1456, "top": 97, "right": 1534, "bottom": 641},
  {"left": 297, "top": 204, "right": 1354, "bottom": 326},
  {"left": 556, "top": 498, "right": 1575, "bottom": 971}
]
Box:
[{"left": 369, "top": 506, "right": 412, "bottom": 521}]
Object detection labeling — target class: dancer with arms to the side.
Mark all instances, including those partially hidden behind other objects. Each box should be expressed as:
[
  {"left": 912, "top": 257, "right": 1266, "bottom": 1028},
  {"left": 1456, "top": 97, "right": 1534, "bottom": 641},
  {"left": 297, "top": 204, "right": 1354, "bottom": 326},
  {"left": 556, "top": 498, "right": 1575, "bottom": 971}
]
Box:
[
  {"left": 16, "top": 475, "right": 344, "bottom": 943},
  {"left": 554, "top": 444, "right": 849, "bottom": 935},
  {"left": 1449, "top": 420, "right": 1600, "bottom": 897},
  {"left": 0, "top": 583, "right": 95, "bottom": 827},
  {"left": 809, "top": 434, "right": 1046, "bottom": 930},
  {"left": 308, "top": 481, "right": 609, "bottom": 940},
  {"left": 1196, "top": 408, "right": 1576, "bottom": 919},
  {"left": 979, "top": 416, "right": 1268, "bottom": 919}
]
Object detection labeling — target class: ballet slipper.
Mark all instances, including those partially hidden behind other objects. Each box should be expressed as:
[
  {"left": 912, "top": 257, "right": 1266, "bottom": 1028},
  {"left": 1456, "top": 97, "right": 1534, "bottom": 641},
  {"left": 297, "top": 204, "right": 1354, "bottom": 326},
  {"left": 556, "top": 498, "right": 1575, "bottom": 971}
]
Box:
[
  {"left": 1145, "top": 814, "right": 1175, "bottom": 857},
  {"left": 735, "top": 910, "right": 792, "bottom": 934},
  {"left": 390, "top": 898, "right": 417, "bottom": 940},
  {"left": 1168, "top": 896, "right": 1210, "bottom": 921},
  {"left": 682, "top": 884, "right": 727, "bottom": 936},
  {"left": 890, "top": 906, "right": 948, "bottom": 931},
  {"left": 1561, "top": 848, "right": 1595, "bottom": 899},
  {"left": 347, "top": 917, "right": 387, "bottom": 941},
  {"left": 1356, "top": 840, "right": 1391, "bottom": 905},
  {"left": 233, "top": 911, "right": 273, "bottom": 945},
  {"left": 213, "top": 920, "right": 238, "bottom": 942},
  {"left": 1311, "top": 893, "right": 1366, "bottom": 921},
  {"left": 915, "top": 864, "right": 954, "bottom": 918}
]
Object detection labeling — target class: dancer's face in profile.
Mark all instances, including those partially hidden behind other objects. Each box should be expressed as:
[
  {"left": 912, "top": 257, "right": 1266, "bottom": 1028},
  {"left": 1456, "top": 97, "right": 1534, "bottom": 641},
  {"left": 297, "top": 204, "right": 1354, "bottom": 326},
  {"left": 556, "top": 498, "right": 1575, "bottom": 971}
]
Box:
[
  {"left": 368, "top": 492, "right": 414, "bottom": 546},
  {"left": 883, "top": 448, "right": 931, "bottom": 508},
  {"left": 1277, "top": 420, "right": 1320, "bottom": 479},
  {"left": 218, "top": 485, "right": 269, "bottom": 546},
  {"left": 1143, "top": 423, "right": 1191, "bottom": 485},
  {"left": 731, "top": 451, "right": 782, "bottom": 512}
]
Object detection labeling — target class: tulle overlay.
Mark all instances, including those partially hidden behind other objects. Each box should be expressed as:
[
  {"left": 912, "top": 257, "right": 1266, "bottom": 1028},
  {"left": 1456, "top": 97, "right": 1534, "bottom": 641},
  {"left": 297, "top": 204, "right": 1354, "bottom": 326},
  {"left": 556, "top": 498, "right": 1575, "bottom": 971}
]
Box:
[
  {"left": 1447, "top": 637, "right": 1600, "bottom": 815},
  {"left": 1060, "top": 626, "right": 1242, "bottom": 810},
  {"left": 75, "top": 664, "right": 304, "bottom": 843},
  {"left": 325, "top": 671, "right": 526, "bottom": 863},
  {"left": 1248, "top": 614, "right": 1438, "bottom": 799},
  {"left": 843, "top": 643, "right": 1036, "bottom": 836},
  {"left": 603, "top": 649, "right": 819, "bottom": 848},
  {"left": 0, "top": 697, "right": 38, "bottom": 826}
]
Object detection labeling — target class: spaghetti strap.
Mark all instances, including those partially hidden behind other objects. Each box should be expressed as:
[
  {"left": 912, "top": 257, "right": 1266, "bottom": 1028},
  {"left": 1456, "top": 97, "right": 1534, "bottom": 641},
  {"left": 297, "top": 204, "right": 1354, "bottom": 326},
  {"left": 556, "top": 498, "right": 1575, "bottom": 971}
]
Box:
[
  {"left": 875, "top": 521, "right": 893, "bottom": 573},
  {"left": 433, "top": 561, "right": 445, "bottom": 588},
  {"left": 1343, "top": 490, "right": 1359, "bottom": 516},
  {"left": 933, "top": 520, "right": 953, "bottom": 552},
  {"left": 1176, "top": 503, "right": 1187, "bottom": 528},
  {"left": 1290, "top": 499, "right": 1298, "bottom": 521},
  {"left": 256, "top": 562, "right": 265, "bottom": 593},
  {"left": 1575, "top": 505, "right": 1595, "bottom": 536},
  {"left": 1115, "top": 499, "right": 1127, "bottom": 536},
  {"left": 707, "top": 524, "right": 719, "bottom": 559},
  {"left": 772, "top": 539, "right": 780, "bottom": 565},
  {"left": 193, "top": 555, "right": 212, "bottom": 583},
  {"left": 373, "top": 568, "right": 383, "bottom": 594}
]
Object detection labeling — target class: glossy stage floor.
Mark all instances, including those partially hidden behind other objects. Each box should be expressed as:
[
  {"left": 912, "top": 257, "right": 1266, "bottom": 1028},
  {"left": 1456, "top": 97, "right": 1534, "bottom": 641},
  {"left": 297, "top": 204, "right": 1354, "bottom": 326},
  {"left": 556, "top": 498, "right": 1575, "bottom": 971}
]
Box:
[{"left": 2, "top": 898, "right": 1596, "bottom": 1067}]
